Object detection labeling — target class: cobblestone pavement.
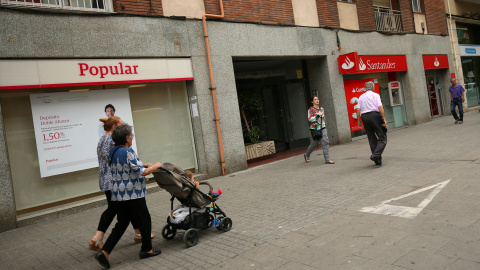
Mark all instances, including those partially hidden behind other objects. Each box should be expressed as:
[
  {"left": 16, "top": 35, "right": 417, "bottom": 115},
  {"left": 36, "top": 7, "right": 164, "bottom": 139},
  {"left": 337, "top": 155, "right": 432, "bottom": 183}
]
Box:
[{"left": 2, "top": 111, "right": 480, "bottom": 269}]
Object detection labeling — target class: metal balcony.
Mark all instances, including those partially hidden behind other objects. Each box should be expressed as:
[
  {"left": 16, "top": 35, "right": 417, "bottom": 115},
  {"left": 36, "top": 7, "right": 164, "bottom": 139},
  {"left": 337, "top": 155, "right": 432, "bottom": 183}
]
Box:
[
  {"left": 0, "top": 0, "right": 113, "bottom": 12},
  {"left": 374, "top": 6, "right": 403, "bottom": 32}
]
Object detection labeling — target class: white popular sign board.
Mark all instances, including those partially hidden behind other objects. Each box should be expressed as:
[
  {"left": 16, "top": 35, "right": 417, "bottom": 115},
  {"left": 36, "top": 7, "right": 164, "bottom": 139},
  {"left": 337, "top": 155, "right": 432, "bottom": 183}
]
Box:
[
  {"left": 30, "top": 89, "right": 137, "bottom": 178},
  {"left": 0, "top": 58, "right": 194, "bottom": 90}
]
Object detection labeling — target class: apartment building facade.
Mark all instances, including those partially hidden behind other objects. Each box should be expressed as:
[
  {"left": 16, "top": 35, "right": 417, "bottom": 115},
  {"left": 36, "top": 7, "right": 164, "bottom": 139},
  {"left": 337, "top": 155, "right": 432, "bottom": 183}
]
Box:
[
  {"left": 445, "top": 0, "right": 480, "bottom": 109},
  {"left": 0, "top": 0, "right": 452, "bottom": 231}
]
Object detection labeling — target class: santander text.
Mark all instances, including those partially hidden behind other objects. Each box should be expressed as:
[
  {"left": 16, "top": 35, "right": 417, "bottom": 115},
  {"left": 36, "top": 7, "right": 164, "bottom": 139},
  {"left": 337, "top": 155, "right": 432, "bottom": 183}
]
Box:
[{"left": 366, "top": 59, "right": 396, "bottom": 71}]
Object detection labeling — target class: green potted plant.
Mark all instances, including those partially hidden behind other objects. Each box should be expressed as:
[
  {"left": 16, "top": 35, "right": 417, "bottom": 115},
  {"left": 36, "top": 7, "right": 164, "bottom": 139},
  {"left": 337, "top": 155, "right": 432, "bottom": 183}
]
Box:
[
  {"left": 237, "top": 90, "right": 275, "bottom": 160},
  {"left": 238, "top": 90, "right": 263, "bottom": 144}
]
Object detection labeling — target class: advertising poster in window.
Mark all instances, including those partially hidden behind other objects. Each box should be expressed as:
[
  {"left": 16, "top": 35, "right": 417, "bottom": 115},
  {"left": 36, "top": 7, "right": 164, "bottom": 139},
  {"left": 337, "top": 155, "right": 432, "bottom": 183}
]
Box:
[
  {"left": 30, "top": 89, "right": 137, "bottom": 178},
  {"left": 343, "top": 78, "right": 380, "bottom": 132}
]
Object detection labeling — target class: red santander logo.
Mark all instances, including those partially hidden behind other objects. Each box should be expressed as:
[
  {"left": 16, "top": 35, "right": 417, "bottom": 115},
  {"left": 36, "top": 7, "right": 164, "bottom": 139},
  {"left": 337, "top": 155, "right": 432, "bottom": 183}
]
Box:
[
  {"left": 342, "top": 56, "right": 355, "bottom": 70},
  {"left": 338, "top": 52, "right": 359, "bottom": 74},
  {"left": 422, "top": 55, "right": 448, "bottom": 70}
]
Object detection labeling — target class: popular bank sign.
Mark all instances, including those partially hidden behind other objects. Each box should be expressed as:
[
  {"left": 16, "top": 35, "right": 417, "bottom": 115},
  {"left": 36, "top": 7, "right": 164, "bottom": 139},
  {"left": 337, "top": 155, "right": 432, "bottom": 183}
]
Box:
[
  {"left": 0, "top": 59, "right": 194, "bottom": 90},
  {"left": 338, "top": 53, "right": 408, "bottom": 74}
]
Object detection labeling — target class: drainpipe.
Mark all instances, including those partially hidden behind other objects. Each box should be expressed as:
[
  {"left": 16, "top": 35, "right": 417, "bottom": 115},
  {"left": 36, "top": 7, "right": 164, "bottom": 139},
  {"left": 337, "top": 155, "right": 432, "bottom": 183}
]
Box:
[
  {"left": 445, "top": 0, "right": 459, "bottom": 79},
  {"left": 203, "top": 0, "right": 226, "bottom": 175}
]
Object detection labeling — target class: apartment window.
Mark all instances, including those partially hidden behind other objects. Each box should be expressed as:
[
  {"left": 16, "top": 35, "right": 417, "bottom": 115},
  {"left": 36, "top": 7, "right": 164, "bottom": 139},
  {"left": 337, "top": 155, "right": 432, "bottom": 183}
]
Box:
[
  {"left": 0, "top": 0, "right": 113, "bottom": 12},
  {"left": 373, "top": 0, "right": 390, "bottom": 8},
  {"left": 457, "top": 27, "right": 472, "bottom": 44},
  {"left": 412, "top": 0, "right": 421, "bottom": 13},
  {"left": 338, "top": 0, "right": 353, "bottom": 2}
]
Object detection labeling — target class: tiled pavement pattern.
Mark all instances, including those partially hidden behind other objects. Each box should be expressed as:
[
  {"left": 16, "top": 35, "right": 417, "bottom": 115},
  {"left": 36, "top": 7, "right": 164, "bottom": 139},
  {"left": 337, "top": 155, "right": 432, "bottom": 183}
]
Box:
[{"left": 2, "top": 111, "right": 480, "bottom": 269}]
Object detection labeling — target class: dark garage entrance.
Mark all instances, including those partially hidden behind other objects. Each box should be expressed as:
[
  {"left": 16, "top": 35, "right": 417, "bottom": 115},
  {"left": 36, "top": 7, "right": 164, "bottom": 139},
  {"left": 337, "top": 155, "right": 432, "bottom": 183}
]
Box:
[{"left": 234, "top": 59, "right": 312, "bottom": 153}]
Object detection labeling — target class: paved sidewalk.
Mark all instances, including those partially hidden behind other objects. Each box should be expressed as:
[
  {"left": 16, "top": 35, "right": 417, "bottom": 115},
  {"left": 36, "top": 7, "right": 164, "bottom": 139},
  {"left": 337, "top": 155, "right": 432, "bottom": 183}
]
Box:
[{"left": 2, "top": 112, "right": 480, "bottom": 269}]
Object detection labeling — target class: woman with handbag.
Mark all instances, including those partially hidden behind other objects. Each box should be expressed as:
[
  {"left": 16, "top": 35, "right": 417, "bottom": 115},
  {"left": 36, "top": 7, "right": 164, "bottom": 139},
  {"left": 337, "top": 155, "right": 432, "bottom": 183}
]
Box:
[{"left": 304, "top": 96, "right": 335, "bottom": 164}]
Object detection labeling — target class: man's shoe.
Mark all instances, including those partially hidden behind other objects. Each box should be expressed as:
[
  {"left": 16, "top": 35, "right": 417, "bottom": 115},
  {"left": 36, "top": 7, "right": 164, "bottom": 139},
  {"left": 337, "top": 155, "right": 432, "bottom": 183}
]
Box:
[
  {"left": 459, "top": 121, "right": 463, "bottom": 124},
  {"left": 455, "top": 120, "right": 459, "bottom": 124},
  {"left": 95, "top": 252, "right": 110, "bottom": 269},
  {"left": 370, "top": 155, "right": 382, "bottom": 166},
  {"left": 139, "top": 249, "right": 161, "bottom": 259}
]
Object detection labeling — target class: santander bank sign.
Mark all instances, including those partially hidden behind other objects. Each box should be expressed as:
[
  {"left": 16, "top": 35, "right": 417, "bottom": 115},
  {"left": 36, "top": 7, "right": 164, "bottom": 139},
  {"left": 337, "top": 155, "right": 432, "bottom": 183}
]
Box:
[{"left": 338, "top": 52, "right": 408, "bottom": 74}]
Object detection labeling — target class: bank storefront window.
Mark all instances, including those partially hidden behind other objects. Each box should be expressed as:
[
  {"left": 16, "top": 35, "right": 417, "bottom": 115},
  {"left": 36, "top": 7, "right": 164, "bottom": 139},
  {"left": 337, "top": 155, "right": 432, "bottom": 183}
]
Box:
[
  {"left": 461, "top": 57, "right": 480, "bottom": 107},
  {"left": 344, "top": 72, "right": 408, "bottom": 137},
  {"left": 2, "top": 81, "right": 196, "bottom": 212}
]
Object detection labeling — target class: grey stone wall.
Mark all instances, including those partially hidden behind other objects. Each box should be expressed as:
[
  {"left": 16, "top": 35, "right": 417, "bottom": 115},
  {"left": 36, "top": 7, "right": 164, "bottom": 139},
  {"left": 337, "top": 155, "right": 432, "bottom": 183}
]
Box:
[
  {"left": 306, "top": 57, "right": 352, "bottom": 145},
  {"left": 0, "top": 101, "right": 17, "bottom": 232}
]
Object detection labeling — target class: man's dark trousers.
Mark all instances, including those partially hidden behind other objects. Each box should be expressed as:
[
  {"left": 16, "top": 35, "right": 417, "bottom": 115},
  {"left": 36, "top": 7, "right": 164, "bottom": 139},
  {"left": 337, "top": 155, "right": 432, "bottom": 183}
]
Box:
[
  {"left": 450, "top": 97, "right": 463, "bottom": 121},
  {"left": 361, "top": 111, "right": 387, "bottom": 159}
]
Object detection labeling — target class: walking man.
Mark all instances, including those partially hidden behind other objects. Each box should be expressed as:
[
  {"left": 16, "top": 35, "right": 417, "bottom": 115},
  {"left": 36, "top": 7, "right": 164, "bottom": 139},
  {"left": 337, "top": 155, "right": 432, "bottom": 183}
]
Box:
[
  {"left": 356, "top": 81, "right": 387, "bottom": 166},
  {"left": 449, "top": 78, "right": 465, "bottom": 124}
]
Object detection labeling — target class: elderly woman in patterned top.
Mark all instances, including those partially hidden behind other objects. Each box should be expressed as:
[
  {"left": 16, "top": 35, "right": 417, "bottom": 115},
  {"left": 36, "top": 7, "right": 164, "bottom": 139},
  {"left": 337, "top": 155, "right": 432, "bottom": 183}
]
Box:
[
  {"left": 94, "top": 124, "right": 162, "bottom": 269},
  {"left": 89, "top": 116, "right": 152, "bottom": 253}
]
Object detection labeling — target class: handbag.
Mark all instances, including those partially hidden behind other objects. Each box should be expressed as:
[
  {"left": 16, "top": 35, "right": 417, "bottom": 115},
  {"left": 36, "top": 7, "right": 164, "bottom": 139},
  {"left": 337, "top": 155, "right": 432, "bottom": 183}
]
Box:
[
  {"left": 311, "top": 128, "right": 322, "bottom": 141},
  {"left": 310, "top": 115, "right": 323, "bottom": 141}
]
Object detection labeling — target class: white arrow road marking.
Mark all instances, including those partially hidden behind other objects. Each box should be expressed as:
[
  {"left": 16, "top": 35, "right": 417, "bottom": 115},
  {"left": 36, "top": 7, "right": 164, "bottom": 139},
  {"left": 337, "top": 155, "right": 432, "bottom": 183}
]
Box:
[{"left": 359, "top": 179, "right": 451, "bottom": 219}]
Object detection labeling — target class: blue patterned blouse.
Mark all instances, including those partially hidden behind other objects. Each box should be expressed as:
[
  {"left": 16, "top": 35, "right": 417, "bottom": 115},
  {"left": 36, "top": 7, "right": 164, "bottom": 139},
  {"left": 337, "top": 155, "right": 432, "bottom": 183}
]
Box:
[{"left": 109, "top": 146, "right": 146, "bottom": 201}]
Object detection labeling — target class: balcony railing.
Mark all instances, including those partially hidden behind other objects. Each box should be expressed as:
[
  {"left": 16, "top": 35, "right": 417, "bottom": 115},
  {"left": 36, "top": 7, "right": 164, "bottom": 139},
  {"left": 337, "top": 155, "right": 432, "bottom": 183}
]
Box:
[
  {"left": 374, "top": 6, "right": 403, "bottom": 32},
  {"left": 0, "top": 0, "right": 113, "bottom": 12}
]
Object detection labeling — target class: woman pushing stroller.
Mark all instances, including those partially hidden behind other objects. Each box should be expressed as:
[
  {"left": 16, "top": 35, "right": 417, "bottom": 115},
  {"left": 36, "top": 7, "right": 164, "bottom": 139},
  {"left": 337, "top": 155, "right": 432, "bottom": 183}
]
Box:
[
  {"left": 94, "top": 124, "right": 162, "bottom": 269},
  {"left": 89, "top": 116, "right": 153, "bottom": 253}
]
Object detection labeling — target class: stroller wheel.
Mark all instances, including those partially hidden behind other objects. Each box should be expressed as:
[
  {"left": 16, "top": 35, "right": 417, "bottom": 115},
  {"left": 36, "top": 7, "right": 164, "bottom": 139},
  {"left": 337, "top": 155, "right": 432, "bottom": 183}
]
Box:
[
  {"left": 218, "top": 217, "right": 232, "bottom": 232},
  {"left": 183, "top": 228, "right": 200, "bottom": 247},
  {"left": 161, "top": 224, "right": 177, "bottom": 240}
]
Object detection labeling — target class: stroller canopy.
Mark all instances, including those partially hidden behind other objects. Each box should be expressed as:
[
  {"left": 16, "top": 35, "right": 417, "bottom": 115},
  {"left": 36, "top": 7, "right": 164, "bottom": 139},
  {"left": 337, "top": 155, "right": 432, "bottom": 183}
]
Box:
[{"left": 153, "top": 163, "right": 212, "bottom": 208}]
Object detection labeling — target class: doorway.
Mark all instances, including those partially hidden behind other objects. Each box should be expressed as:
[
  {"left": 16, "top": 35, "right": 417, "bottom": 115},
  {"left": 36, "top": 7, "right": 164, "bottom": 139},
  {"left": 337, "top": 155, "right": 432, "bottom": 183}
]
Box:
[
  {"left": 234, "top": 59, "right": 312, "bottom": 153},
  {"left": 425, "top": 72, "right": 444, "bottom": 117},
  {"left": 237, "top": 80, "right": 310, "bottom": 152}
]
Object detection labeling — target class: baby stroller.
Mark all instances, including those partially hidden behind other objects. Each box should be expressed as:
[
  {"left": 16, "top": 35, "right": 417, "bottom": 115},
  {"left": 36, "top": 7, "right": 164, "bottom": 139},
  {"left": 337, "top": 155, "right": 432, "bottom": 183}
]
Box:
[{"left": 153, "top": 163, "right": 232, "bottom": 247}]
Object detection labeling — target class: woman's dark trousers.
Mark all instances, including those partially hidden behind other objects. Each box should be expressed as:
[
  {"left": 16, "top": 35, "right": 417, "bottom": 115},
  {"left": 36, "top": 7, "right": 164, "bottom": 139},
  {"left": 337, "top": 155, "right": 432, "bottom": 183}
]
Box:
[{"left": 101, "top": 197, "right": 153, "bottom": 254}]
